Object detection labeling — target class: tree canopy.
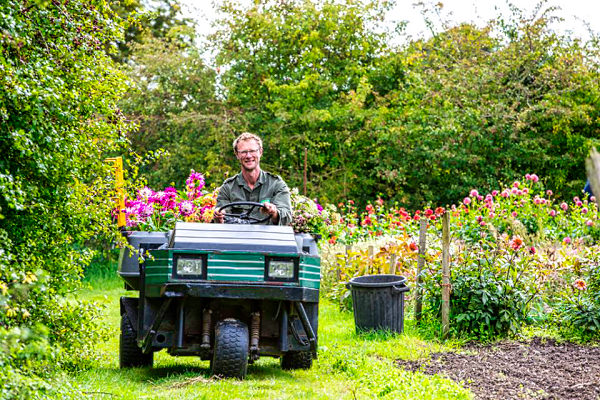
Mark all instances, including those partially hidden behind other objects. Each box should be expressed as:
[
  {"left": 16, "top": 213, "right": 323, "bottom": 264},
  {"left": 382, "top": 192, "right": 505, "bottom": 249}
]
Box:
[
  {"left": 122, "top": 0, "right": 600, "bottom": 208},
  {"left": 205, "top": 0, "right": 600, "bottom": 207}
]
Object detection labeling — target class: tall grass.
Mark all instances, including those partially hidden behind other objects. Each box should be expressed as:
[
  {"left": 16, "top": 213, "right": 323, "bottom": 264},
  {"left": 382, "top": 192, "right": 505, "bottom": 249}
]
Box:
[{"left": 83, "top": 249, "right": 124, "bottom": 291}]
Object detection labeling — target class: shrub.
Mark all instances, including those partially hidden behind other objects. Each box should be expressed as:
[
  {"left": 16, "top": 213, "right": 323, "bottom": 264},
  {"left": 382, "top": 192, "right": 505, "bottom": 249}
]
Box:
[
  {"left": 0, "top": 0, "right": 128, "bottom": 395},
  {"left": 420, "top": 237, "right": 542, "bottom": 339}
]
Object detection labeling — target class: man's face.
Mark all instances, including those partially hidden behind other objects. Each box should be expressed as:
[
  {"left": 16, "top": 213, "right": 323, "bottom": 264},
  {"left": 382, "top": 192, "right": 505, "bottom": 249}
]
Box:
[{"left": 236, "top": 139, "right": 262, "bottom": 172}]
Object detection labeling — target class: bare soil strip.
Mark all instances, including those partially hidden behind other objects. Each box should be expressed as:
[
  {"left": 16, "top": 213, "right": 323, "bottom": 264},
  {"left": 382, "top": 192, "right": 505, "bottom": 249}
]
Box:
[{"left": 396, "top": 338, "right": 600, "bottom": 400}]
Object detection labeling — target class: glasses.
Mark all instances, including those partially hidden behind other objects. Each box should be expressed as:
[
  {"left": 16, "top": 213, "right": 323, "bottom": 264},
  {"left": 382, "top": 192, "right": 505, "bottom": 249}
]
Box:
[{"left": 237, "top": 149, "right": 260, "bottom": 156}]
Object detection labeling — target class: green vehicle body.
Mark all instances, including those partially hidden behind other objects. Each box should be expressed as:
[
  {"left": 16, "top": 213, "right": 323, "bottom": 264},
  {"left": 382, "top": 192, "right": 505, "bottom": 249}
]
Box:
[{"left": 118, "top": 221, "right": 320, "bottom": 377}]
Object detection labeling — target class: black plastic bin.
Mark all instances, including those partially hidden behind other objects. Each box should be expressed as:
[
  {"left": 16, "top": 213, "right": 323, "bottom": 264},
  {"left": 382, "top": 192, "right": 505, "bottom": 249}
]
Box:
[{"left": 346, "top": 274, "right": 409, "bottom": 334}]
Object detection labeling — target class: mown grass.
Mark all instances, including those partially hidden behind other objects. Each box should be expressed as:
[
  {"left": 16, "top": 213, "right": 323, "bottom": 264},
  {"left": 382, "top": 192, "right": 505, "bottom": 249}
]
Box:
[{"left": 72, "top": 261, "right": 473, "bottom": 399}]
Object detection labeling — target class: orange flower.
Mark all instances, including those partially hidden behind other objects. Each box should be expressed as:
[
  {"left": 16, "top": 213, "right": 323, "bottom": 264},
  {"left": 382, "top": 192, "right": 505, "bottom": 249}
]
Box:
[
  {"left": 510, "top": 236, "right": 523, "bottom": 250},
  {"left": 573, "top": 279, "right": 587, "bottom": 291}
]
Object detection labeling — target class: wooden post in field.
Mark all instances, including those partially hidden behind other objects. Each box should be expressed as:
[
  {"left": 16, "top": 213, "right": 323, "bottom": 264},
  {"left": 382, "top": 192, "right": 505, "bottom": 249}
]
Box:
[
  {"left": 441, "top": 212, "right": 451, "bottom": 338},
  {"left": 303, "top": 148, "right": 308, "bottom": 196},
  {"left": 389, "top": 253, "right": 397, "bottom": 275},
  {"left": 415, "top": 218, "right": 427, "bottom": 324}
]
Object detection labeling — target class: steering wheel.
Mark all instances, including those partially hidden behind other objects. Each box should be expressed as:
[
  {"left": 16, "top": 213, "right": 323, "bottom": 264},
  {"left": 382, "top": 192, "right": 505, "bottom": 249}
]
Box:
[{"left": 218, "top": 201, "right": 271, "bottom": 224}]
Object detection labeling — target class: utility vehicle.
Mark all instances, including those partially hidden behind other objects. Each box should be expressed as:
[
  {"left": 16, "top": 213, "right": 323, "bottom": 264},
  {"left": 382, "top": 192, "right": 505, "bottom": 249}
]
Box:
[{"left": 118, "top": 201, "right": 320, "bottom": 379}]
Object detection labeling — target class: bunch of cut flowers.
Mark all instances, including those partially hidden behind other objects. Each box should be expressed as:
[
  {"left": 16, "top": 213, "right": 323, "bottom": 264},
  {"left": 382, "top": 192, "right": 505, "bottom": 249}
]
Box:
[
  {"left": 122, "top": 170, "right": 217, "bottom": 231},
  {"left": 290, "top": 188, "right": 329, "bottom": 234}
]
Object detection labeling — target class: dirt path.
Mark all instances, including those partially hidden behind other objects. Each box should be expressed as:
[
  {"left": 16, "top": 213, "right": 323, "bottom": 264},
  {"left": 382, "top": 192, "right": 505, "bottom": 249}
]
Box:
[{"left": 396, "top": 338, "right": 600, "bottom": 400}]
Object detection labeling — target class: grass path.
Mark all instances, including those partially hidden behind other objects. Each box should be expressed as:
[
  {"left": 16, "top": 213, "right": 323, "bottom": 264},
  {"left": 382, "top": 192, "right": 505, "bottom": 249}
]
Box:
[{"left": 72, "top": 277, "right": 472, "bottom": 399}]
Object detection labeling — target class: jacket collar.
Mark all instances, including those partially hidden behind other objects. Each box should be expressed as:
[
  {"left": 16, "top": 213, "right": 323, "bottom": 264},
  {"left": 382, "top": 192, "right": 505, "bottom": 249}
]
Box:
[{"left": 236, "top": 170, "right": 265, "bottom": 191}]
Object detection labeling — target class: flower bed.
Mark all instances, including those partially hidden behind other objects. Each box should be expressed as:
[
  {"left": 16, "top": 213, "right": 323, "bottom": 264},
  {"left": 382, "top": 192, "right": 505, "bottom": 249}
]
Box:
[{"left": 316, "top": 174, "right": 600, "bottom": 340}]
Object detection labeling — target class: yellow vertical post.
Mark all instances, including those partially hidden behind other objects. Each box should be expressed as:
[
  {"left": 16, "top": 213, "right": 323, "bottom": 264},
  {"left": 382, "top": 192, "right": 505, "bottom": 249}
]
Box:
[{"left": 105, "top": 157, "right": 126, "bottom": 228}]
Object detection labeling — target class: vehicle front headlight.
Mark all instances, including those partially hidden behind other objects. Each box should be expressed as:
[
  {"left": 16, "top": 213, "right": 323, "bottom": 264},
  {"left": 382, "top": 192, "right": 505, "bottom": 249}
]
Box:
[
  {"left": 175, "top": 256, "right": 204, "bottom": 277},
  {"left": 267, "top": 259, "right": 295, "bottom": 280}
]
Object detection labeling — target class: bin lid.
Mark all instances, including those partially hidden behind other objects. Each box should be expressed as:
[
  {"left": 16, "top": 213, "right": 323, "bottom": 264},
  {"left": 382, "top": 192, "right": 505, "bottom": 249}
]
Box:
[{"left": 348, "top": 274, "right": 407, "bottom": 288}]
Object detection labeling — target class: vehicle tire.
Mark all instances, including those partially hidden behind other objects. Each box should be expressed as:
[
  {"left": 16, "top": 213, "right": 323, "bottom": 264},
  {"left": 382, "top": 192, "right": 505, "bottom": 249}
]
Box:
[
  {"left": 210, "top": 319, "right": 249, "bottom": 379},
  {"left": 281, "top": 351, "right": 313, "bottom": 370},
  {"left": 120, "top": 313, "right": 153, "bottom": 368}
]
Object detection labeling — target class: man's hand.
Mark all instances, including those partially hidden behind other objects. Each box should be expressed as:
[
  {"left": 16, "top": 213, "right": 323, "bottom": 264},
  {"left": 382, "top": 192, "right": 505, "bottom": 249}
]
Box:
[
  {"left": 261, "top": 202, "right": 279, "bottom": 224},
  {"left": 213, "top": 208, "right": 224, "bottom": 223}
]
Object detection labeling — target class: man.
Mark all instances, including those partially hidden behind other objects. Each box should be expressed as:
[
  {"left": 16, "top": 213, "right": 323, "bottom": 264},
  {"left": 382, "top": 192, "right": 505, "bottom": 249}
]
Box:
[{"left": 214, "top": 132, "right": 292, "bottom": 225}]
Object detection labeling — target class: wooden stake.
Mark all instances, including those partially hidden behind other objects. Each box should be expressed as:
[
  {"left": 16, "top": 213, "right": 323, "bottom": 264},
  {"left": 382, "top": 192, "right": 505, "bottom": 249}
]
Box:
[
  {"left": 389, "top": 253, "right": 397, "bottom": 275},
  {"left": 368, "top": 245, "right": 374, "bottom": 275},
  {"left": 415, "top": 218, "right": 427, "bottom": 323},
  {"left": 441, "top": 212, "right": 451, "bottom": 338}
]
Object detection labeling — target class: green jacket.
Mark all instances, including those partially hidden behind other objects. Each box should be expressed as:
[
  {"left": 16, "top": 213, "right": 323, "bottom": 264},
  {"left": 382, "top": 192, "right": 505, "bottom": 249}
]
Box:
[{"left": 216, "top": 170, "right": 292, "bottom": 225}]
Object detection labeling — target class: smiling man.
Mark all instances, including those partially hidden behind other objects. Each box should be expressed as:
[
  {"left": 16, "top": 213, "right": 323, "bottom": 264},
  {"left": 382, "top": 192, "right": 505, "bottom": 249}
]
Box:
[{"left": 214, "top": 132, "right": 292, "bottom": 225}]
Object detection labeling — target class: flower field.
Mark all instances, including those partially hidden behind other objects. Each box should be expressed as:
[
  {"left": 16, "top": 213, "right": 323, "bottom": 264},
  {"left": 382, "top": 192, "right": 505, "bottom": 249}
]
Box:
[{"left": 119, "top": 172, "right": 600, "bottom": 341}]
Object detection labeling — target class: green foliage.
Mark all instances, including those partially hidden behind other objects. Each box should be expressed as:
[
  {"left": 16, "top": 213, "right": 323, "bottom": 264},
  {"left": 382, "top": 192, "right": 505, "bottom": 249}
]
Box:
[
  {"left": 213, "top": 0, "right": 395, "bottom": 203},
  {"left": 207, "top": 1, "right": 600, "bottom": 208},
  {"left": 371, "top": 8, "right": 600, "bottom": 208},
  {"left": 108, "top": 0, "right": 193, "bottom": 63},
  {"left": 556, "top": 255, "right": 600, "bottom": 340},
  {"left": 0, "top": 0, "right": 128, "bottom": 395},
  {"left": 421, "top": 239, "right": 541, "bottom": 340},
  {"left": 120, "top": 26, "right": 240, "bottom": 188},
  {"left": 0, "top": 325, "right": 81, "bottom": 400}
]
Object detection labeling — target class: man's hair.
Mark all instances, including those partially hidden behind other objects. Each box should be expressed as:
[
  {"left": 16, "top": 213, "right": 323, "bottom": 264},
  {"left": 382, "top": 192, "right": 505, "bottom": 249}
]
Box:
[{"left": 233, "top": 132, "right": 263, "bottom": 153}]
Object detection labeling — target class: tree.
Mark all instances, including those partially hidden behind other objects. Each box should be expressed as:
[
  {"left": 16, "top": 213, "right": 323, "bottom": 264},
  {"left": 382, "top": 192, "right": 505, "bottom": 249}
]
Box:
[
  {"left": 0, "top": 1, "right": 129, "bottom": 396},
  {"left": 120, "top": 26, "right": 241, "bottom": 189},
  {"left": 370, "top": 5, "right": 600, "bottom": 207},
  {"left": 213, "top": 0, "right": 397, "bottom": 202},
  {"left": 108, "top": 0, "right": 193, "bottom": 63},
  {"left": 214, "top": 0, "right": 600, "bottom": 208}
]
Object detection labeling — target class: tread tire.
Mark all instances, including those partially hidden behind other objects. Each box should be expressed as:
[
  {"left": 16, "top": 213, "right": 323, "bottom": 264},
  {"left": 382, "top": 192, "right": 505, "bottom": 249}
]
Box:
[
  {"left": 120, "top": 313, "right": 153, "bottom": 368},
  {"left": 281, "top": 351, "right": 313, "bottom": 370},
  {"left": 210, "top": 319, "right": 249, "bottom": 379}
]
